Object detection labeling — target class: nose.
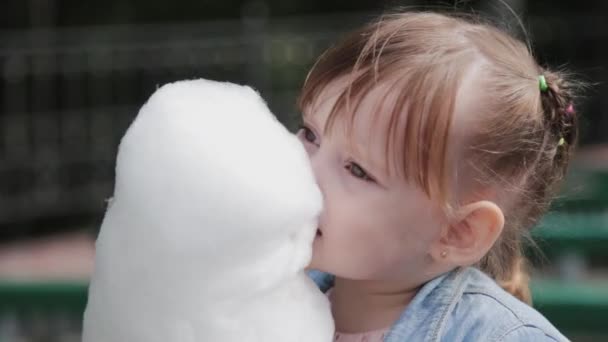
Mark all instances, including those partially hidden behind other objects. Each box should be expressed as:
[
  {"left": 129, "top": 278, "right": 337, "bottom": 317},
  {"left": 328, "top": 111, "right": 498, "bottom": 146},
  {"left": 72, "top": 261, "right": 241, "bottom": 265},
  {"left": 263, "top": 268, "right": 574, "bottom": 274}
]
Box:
[
  {"left": 307, "top": 146, "right": 330, "bottom": 200},
  {"left": 306, "top": 150, "right": 328, "bottom": 228}
]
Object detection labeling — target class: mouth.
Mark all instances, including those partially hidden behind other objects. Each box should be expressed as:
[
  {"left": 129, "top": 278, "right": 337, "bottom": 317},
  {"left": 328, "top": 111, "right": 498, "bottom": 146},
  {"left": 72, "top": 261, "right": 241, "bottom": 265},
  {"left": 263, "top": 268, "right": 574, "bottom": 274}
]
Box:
[{"left": 316, "top": 228, "right": 323, "bottom": 237}]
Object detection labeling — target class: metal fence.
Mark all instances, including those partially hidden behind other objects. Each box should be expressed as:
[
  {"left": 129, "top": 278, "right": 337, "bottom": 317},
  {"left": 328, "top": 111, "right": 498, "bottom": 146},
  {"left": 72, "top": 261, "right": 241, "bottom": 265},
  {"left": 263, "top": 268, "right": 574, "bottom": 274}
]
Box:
[{"left": 0, "top": 13, "right": 373, "bottom": 232}]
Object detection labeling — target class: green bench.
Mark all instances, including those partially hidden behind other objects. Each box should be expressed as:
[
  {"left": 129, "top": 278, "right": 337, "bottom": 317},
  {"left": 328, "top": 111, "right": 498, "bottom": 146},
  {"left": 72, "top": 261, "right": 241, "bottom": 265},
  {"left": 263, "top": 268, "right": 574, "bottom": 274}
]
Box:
[
  {"left": 531, "top": 279, "right": 608, "bottom": 336},
  {"left": 0, "top": 281, "right": 87, "bottom": 340},
  {"left": 0, "top": 279, "right": 606, "bottom": 339},
  {"left": 550, "top": 169, "right": 608, "bottom": 212},
  {"left": 531, "top": 168, "right": 608, "bottom": 272},
  {"left": 534, "top": 211, "right": 608, "bottom": 259},
  {"left": 528, "top": 168, "right": 608, "bottom": 338}
]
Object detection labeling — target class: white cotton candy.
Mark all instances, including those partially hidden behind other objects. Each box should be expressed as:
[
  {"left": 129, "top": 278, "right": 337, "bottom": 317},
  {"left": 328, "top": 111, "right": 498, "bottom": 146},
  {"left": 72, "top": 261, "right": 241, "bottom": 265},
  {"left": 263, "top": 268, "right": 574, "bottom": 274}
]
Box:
[{"left": 82, "top": 79, "right": 334, "bottom": 342}]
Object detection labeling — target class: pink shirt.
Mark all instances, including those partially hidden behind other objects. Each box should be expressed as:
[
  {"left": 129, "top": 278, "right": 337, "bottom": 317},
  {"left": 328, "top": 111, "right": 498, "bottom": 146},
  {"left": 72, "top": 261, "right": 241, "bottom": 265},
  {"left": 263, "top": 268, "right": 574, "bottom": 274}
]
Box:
[
  {"left": 326, "top": 289, "right": 390, "bottom": 342},
  {"left": 333, "top": 329, "right": 388, "bottom": 341}
]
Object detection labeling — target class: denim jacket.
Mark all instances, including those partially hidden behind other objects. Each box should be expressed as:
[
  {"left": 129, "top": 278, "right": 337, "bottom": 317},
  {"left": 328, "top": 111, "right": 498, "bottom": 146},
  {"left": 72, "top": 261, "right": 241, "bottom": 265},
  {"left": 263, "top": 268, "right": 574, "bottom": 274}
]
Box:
[{"left": 308, "top": 267, "right": 569, "bottom": 341}]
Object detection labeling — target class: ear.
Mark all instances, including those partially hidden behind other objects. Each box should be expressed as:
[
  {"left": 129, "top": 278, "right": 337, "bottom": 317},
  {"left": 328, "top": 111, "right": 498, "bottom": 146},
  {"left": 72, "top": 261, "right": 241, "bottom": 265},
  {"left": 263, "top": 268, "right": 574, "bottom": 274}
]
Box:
[{"left": 431, "top": 201, "right": 505, "bottom": 266}]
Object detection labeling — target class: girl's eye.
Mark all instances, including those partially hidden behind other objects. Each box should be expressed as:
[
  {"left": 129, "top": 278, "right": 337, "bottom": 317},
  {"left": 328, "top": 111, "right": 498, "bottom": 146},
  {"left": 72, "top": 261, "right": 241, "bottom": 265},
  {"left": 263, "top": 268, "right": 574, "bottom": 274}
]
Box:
[
  {"left": 346, "top": 162, "right": 374, "bottom": 182},
  {"left": 297, "top": 124, "right": 318, "bottom": 145}
]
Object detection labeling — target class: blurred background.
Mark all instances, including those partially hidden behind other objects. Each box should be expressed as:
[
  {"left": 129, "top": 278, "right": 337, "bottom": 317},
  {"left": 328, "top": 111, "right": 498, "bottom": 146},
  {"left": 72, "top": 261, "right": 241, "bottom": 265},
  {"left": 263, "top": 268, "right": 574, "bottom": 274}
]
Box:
[{"left": 0, "top": 0, "right": 606, "bottom": 341}]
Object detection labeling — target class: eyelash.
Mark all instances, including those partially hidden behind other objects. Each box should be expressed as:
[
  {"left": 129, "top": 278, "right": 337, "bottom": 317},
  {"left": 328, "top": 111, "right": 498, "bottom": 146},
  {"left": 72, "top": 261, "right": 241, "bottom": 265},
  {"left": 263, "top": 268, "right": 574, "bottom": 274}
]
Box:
[
  {"left": 297, "top": 123, "right": 375, "bottom": 183},
  {"left": 297, "top": 123, "right": 318, "bottom": 145},
  {"left": 345, "top": 161, "right": 374, "bottom": 182}
]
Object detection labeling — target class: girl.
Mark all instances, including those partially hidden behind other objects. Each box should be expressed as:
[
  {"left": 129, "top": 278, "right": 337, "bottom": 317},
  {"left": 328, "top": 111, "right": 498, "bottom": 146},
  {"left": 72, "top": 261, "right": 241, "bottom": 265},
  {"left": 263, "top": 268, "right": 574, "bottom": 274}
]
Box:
[{"left": 299, "top": 10, "right": 579, "bottom": 342}]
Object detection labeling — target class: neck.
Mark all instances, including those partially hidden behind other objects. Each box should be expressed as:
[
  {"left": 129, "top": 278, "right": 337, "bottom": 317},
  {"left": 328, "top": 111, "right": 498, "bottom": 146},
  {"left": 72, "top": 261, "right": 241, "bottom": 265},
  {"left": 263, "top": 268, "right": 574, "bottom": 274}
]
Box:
[{"left": 330, "top": 276, "right": 420, "bottom": 333}]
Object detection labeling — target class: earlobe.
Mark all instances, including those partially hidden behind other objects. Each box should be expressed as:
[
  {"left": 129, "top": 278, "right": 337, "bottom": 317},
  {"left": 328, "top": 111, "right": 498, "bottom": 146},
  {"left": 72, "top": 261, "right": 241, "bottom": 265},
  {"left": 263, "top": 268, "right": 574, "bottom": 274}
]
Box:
[{"left": 435, "top": 201, "right": 505, "bottom": 266}]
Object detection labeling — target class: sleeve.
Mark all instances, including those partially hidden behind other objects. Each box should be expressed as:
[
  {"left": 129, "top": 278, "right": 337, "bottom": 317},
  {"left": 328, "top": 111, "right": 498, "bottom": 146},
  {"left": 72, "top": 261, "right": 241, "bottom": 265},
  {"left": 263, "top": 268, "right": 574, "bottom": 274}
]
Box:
[{"left": 305, "top": 269, "right": 334, "bottom": 292}]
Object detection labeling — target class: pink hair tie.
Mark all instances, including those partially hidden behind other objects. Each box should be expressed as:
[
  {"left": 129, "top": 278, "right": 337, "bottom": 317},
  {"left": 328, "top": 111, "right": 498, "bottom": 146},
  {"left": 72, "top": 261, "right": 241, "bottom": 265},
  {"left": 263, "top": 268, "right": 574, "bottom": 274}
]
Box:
[{"left": 566, "top": 103, "right": 575, "bottom": 115}]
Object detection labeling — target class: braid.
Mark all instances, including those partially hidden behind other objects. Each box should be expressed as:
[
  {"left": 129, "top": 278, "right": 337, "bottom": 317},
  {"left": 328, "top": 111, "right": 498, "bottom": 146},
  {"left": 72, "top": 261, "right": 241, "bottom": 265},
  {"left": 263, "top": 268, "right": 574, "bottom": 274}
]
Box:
[{"left": 539, "top": 70, "right": 579, "bottom": 173}]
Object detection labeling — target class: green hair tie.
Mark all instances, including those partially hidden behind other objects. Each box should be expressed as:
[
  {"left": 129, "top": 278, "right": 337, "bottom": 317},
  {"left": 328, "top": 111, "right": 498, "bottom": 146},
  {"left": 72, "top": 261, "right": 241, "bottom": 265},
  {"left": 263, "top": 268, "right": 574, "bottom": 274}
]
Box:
[
  {"left": 538, "top": 75, "right": 548, "bottom": 92},
  {"left": 558, "top": 137, "right": 565, "bottom": 147}
]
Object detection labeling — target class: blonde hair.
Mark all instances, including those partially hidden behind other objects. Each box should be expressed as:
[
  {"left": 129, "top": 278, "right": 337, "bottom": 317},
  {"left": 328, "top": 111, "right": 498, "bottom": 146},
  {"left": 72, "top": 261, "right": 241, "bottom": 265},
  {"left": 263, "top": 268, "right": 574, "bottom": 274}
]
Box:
[{"left": 297, "top": 11, "right": 580, "bottom": 304}]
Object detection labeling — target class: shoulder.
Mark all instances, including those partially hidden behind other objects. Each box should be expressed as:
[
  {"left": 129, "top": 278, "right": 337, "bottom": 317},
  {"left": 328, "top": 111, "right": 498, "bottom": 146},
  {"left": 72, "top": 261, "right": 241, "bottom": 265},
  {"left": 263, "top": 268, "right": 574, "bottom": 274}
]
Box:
[
  {"left": 442, "top": 267, "right": 569, "bottom": 342},
  {"left": 496, "top": 325, "right": 563, "bottom": 341}
]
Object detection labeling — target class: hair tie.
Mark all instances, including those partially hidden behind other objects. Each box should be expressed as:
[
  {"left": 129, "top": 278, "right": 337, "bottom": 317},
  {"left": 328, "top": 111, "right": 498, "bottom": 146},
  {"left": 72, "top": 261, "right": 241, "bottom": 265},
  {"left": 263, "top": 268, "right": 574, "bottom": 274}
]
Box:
[
  {"left": 558, "top": 137, "right": 565, "bottom": 147},
  {"left": 566, "top": 103, "right": 575, "bottom": 115},
  {"left": 538, "top": 75, "right": 548, "bottom": 92}
]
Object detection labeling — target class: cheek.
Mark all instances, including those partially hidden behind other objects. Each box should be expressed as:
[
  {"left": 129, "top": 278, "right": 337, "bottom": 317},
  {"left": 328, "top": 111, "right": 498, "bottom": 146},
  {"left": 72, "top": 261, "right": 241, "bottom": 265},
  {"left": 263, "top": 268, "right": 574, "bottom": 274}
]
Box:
[
  {"left": 349, "top": 198, "right": 440, "bottom": 258},
  {"left": 368, "top": 208, "right": 431, "bottom": 256},
  {"left": 322, "top": 197, "right": 400, "bottom": 253},
  {"left": 390, "top": 199, "right": 444, "bottom": 248},
  {"left": 313, "top": 189, "right": 444, "bottom": 278},
  {"left": 318, "top": 191, "right": 374, "bottom": 250}
]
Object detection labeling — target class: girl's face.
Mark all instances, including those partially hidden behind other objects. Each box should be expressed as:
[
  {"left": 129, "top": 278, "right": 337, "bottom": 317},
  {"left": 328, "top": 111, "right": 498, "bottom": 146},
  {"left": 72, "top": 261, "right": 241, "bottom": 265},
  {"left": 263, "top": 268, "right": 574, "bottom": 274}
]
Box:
[{"left": 297, "top": 82, "right": 448, "bottom": 282}]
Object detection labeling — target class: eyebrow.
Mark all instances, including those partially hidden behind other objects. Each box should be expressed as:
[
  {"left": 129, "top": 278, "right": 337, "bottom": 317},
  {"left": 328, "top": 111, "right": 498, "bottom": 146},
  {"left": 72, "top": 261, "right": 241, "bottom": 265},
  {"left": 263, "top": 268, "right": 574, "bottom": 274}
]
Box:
[{"left": 350, "top": 140, "right": 391, "bottom": 186}]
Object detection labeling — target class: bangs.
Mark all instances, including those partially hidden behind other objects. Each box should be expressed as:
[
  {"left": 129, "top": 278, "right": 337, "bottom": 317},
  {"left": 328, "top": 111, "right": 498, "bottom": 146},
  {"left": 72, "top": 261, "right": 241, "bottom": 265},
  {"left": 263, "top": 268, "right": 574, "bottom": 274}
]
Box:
[{"left": 297, "top": 18, "right": 472, "bottom": 208}]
